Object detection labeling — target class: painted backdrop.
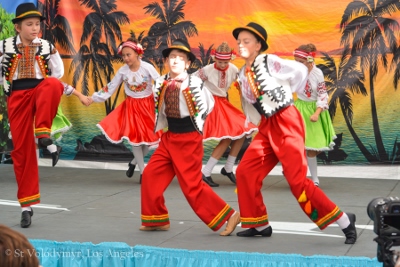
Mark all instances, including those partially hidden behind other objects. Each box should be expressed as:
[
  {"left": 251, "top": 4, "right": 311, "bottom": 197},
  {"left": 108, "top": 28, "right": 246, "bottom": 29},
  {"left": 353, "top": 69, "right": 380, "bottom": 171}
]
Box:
[{"left": 0, "top": 0, "right": 399, "bottom": 165}]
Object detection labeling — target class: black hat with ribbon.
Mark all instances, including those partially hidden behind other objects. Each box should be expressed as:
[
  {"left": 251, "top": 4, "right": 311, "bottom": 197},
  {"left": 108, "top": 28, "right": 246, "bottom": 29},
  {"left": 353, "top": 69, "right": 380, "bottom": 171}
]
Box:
[
  {"left": 162, "top": 39, "right": 196, "bottom": 62},
  {"left": 12, "top": 3, "right": 46, "bottom": 24},
  {"left": 232, "top": 22, "right": 268, "bottom": 52}
]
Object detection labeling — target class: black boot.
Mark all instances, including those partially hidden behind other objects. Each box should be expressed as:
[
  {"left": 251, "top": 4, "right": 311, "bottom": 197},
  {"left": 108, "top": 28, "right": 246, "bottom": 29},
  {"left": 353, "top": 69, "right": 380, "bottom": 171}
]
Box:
[
  {"left": 342, "top": 213, "right": 357, "bottom": 244},
  {"left": 51, "top": 146, "right": 62, "bottom": 167},
  {"left": 220, "top": 167, "right": 236, "bottom": 184},
  {"left": 38, "top": 138, "right": 53, "bottom": 149},
  {"left": 126, "top": 162, "right": 136, "bottom": 178},
  {"left": 21, "top": 208, "right": 33, "bottom": 228},
  {"left": 237, "top": 226, "right": 273, "bottom": 237},
  {"left": 202, "top": 174, "right": 219, "bottom": 187}
]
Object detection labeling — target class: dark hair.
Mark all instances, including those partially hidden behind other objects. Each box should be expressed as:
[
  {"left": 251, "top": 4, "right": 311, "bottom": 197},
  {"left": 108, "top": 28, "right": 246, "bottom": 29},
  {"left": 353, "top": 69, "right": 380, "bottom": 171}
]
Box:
[{"left": 0, "top": 224, "right": 39, "bottom": 267}]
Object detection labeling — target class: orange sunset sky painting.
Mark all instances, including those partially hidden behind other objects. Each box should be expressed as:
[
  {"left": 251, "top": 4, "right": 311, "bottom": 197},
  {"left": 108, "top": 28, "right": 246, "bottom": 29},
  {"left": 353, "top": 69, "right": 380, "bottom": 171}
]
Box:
[{"left": 53, "top": 0, "right": 400, "bottom": 57}]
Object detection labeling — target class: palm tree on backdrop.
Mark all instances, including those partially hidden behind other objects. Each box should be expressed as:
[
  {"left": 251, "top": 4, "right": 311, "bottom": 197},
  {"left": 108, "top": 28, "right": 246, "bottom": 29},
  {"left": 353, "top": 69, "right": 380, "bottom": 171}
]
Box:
[
  {"left": 317, "top": 45, "right": 375, "bottom": 161},
  {"left": 70, "top": 41, "right": 114, "bottom": 97},
  {"left": 197, "top": 43, "right": 214, "bottom": 67},
  {"left": 38, "top": 0, "right": 75, "bottom": 55},
  {"left": 70, "top": 0, "right": 129, "bottom": 115},
  {"left": 186, "top": 43, "right": 214, "bottom": 73},
  {"left": 393, "top": 45, "right": 400, "bottom": 90},
  {"left": 143, "top": 0, "right": 198, "bottom": 73},
  {"left": 340, "top": 0, "right": 400, "bottom": 162}
]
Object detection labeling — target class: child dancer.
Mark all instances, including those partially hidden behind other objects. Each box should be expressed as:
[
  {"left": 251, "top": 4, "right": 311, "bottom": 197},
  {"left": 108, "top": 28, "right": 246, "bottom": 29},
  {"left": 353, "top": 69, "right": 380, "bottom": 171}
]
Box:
[
  {"left": 0, "top": 3, "right": 64, "bottom": 228},
  {"left": 193, "top": 42, "right": 257, "bottom": 187},
  {"left": 232, "top": 22, "right": 357, "bottom": 244},
  {"left": 293, "top": 44, "right": 336, "bottom": 186},
  {"left": 89, "top": 38, "right": 161, "bottom": 182},
  {"left": 140, "top": 39, "right": 240, "bottom": 236}
]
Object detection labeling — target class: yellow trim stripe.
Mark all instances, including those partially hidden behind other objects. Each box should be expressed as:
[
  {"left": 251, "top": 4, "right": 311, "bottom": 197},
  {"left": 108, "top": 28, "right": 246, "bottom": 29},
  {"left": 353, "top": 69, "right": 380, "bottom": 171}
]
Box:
[
  {"left": 15, "top": 11, "right": 43, "bottom": 19},
  {"left": 19, "top": 193, "right": 40, "bottom": 203},
  {"left": 207, "top": 204, "right": 230, "bottom": 228},
  {"left": 316, "top": 206, "right": 341, "bottom": 226},
  {"left": 241, "top": 26, "right": 265, "bottom": 41},
  {"left": 141, "top": 214, "right": 169, "bottom": 220},
  {"left": 169, "top": 45, "right": 190, "bottom": 53},
  {"left": 240, "top": 214, "right": 268, "bottom": 223},
  {"left": 34, "top": 127, "right": 51, "bottom": 132}
]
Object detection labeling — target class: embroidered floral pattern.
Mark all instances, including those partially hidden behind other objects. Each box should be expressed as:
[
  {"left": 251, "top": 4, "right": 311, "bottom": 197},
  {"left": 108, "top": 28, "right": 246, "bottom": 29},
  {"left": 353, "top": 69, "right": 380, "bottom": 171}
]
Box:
[
  {"left": 155, "top": 80, "right": 168, "bottom": 114},
  {"left": 273, "top": 61, "right": 281, "bottom": 73},
  {"left": 183, "top": 87, "right": 200, "bottom": 117},
  {"left": 245, "top": 67, "right": 264, "bottom": 100},
  {"left": 99, "top": 85, "right": 109, "bottom": 94},
  {"left": 304, "top": 80, "right": 312, "bottom": 98},
  {"left": 5, "top": 54, "right": 21, "bottom": 86},
  {"left": 127, "top": 81, "right": 148, "bottom": 92}
]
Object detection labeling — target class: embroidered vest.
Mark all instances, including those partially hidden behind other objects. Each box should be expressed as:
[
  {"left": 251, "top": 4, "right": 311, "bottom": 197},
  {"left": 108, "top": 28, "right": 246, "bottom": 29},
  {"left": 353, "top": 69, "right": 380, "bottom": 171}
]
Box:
[
  {"left": 154, "top": 74, "right": 209, "bottom": 133},
  {"left": 242, "top": 54, "right": 293, "bottom": 118},
  {"left": 2, "top": 36, "right": 52, "bottom": 96}
]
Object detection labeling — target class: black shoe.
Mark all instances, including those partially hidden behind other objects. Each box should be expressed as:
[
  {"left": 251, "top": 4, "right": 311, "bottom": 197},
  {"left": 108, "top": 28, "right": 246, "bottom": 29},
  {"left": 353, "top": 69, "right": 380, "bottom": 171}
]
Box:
[
  {"left": 202, "top": 174, "right": 219, "bottom": 187},
  {"left": 51, "top": 146, "right": 62, "bottom": 167},
  {"left": 21, "top": 209, "right": 33, "bottom": 228},
  {"left": 126, "top": 162, "right": 136, "bottom": 178},
  {"left": 38, "top": 138, "right": 53, "bottom": 149},
  {"left": 237, "top": 226, "right": 273, "bottom": 237},
  {"left": 342, "top": 213, "right": 357, "bottom": 244},
  {"left": 220, "top": 167, "right": 236, "bottom": 184}
]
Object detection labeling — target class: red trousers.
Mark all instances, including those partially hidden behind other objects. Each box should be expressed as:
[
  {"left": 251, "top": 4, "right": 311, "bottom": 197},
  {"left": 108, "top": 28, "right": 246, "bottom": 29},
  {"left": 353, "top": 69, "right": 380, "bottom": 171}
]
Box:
[
  {"left": 7, "top": 78, "right": 63, "bottom": 207},
  {"left": 236, "top": 106, "right": 343, "bottom": 230},
  {"left": 141, "top": 130, "right": 235, "bottom": 231}
]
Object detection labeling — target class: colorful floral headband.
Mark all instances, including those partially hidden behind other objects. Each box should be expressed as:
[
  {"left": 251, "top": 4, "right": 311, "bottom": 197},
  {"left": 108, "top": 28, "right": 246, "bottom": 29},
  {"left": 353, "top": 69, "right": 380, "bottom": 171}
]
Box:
[
  {"left": 293, "top": 49, "right": 316, "bottom": 62},
  {"left": 118, "top": 41, "right": 144, "bottom": 57},
  {"left": 210, "top": 49, "right": 237, "bottom": 61}
]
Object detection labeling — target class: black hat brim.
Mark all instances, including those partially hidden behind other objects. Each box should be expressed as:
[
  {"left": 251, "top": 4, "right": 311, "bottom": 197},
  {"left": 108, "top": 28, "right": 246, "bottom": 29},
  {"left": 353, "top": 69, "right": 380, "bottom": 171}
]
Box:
[
  {"left": 12, "top": 14, "right": 46, "bottom": 24},
  {"left": 232, "top": 26, "right": 268, "bottom": 51},
  {"left": 162, "top": 47, "right": 196, "bottom": 63}
]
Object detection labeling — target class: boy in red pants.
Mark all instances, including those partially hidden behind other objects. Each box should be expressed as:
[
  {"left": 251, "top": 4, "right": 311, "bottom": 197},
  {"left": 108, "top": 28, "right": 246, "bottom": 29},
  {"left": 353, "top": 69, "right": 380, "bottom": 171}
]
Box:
[
  {"left": 140, "top": 39, "right": 240, "bottom": 236},
  {"left": 232, "top": 22, "right": 357, "bottom": 244},
  {"left": 0, "top": 3, "right": 64, "bottom": 228}
]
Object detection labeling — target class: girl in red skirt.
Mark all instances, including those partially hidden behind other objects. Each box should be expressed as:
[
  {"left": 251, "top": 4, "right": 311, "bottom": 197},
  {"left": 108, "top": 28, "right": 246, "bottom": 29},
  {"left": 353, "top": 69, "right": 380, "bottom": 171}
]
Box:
[
  {"left": 193, "top": 42, "right": 258, "bottom": 187},
  {"left": 89, "top": 38, "right": 162, "bottom": 181}
]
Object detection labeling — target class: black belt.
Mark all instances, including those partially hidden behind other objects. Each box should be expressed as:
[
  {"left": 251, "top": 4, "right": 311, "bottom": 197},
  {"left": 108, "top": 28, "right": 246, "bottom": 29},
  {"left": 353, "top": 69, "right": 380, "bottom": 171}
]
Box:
[
  {"left": 11, "top": 79, "right": 44, "bottom": 90},
  {"left": 167, "top": 116, "right": 197, "bottom": 133}
]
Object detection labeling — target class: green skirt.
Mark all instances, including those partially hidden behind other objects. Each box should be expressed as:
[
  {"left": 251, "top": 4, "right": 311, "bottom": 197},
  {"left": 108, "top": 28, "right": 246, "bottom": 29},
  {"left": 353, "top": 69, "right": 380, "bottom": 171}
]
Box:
[
  {"left": 51, "top": 105, "right": 72, "bottom": 141},
  {"left": 294, "top": 99, "right": 336, "bottom": 151}
]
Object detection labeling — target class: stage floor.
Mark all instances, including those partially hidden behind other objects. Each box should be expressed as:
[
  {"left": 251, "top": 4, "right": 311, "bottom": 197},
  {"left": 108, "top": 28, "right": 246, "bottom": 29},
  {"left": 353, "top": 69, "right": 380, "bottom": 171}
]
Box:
[{"left": 1, "top": 162, "right": 399, "bottom": 259}]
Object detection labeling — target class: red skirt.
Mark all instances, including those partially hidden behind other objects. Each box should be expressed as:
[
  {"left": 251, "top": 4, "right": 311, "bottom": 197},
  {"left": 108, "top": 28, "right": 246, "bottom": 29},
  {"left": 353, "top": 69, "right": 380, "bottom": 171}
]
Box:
[
  {"left": 97, "top": 95, "right": 162, "bottom": 146},
  {"left": 203, "top": 96, "right": 258, "bottom": 141}
]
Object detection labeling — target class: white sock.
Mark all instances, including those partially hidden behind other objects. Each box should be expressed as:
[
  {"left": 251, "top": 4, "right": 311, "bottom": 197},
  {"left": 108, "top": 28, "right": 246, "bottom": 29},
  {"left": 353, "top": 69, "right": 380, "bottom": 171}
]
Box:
[
  {"left": 224, "top": 155, "right": 236, "bottom": 173},
  {"left": 130, "top": 146, "right": 148, "bottom": 165},
  {"left": 22, "top": 207, "right": 32, "bottom": 212},
  {"left": 132, "top": 146, "right": 145, "bottom": 174},
  {"left": 202, "top": 157, "right": 219, "bottom": 177},
  {"left": 142, "top": 145, "right": 149, "bottom": 157},
  {"left": 307, "top": 156, "right": 319, "bottom": 184},
  {"left": 255, "top": 224, "right": 270, "bottom": 231},
  {"left": 336, "top": 213, "right": 351, "bottom": 229},
  {"left": 47, "top": 144, "right": 57, "bottom": 153}
]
